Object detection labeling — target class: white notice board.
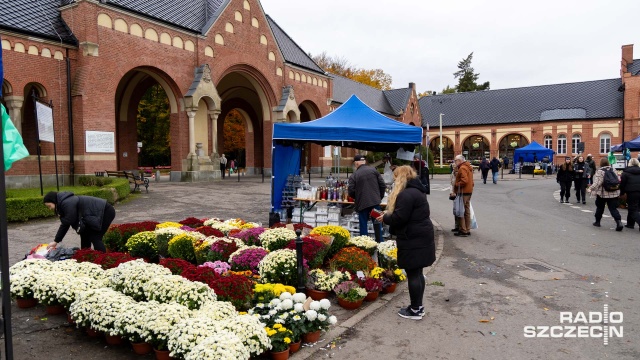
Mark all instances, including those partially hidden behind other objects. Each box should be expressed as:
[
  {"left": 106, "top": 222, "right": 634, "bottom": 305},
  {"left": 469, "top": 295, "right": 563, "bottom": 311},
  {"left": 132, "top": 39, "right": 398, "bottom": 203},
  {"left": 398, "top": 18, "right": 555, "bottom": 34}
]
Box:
[
  {"left": 86, "top": 131, "right": 115, "bottom": 153},
  {"left": 35, "top": 102, "right": 55, "bottom": 143},
  {"left": 396, "top": 148, "right": 415, "bottom": 161}
]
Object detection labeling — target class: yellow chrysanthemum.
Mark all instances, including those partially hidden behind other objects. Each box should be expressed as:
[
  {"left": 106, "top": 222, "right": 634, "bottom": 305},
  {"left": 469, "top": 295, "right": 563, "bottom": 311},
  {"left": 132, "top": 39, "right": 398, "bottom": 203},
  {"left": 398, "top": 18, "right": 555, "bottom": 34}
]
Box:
[
  {"left": 388, "top": 248, "right": 398, "bottom": 259},
  {"left": 156, "top": 222, "right": 183, "bottom": 229},
  {"left": 273, "top": 324, "right": 282, "bottom": 329},
  {"left": 284, "top": 337, "right": 291, "bottom": 344}
]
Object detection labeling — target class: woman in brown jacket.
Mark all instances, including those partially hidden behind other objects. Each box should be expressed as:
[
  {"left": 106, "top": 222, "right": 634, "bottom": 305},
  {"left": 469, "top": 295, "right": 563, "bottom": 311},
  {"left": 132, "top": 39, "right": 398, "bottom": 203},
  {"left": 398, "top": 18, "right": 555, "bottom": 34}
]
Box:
[{"left": 453, "top": 155, "right": 474, "bottom": 236}]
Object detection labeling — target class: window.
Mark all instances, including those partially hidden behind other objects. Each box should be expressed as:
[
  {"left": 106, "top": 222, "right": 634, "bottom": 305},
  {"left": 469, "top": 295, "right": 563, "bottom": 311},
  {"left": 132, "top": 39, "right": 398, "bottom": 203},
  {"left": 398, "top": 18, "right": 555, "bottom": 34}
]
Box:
[
  {"left": 572, "top": 134, "right": 581, "bottom": 154},
  {"left": 544, "top": 135, "right": 553, "bottom": 149},
  {"left": 600, "top": 134, "right": 611, "bottom": 154},
  {"left": 557, "top": 134, "right": 566, "bottom": 154}
]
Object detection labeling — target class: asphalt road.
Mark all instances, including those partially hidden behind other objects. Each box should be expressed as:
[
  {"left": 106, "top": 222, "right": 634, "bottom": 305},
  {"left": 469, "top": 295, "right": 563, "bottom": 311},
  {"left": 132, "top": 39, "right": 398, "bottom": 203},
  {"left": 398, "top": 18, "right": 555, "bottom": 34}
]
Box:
[{"left": 318, "top": 174, "right": 640, "bottom": 360}]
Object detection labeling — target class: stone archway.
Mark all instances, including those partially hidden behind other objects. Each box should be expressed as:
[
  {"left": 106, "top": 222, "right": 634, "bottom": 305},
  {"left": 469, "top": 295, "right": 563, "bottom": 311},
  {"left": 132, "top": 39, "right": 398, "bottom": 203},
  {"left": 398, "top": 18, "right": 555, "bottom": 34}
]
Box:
[
  {"left": 298, "top": 100, "right": 321, "bottom": 172},
  {"left": 429, "top": 135, "right": 455, "bottom": 166},
  {"left": 462, "top": 134, "right": 490, "bottom": 163},
  {"left": 114, "top": 66, "right": 182, "bottom": 171},
  {"left": 498, "top": 133, "right": 529, "bottom": 160}
]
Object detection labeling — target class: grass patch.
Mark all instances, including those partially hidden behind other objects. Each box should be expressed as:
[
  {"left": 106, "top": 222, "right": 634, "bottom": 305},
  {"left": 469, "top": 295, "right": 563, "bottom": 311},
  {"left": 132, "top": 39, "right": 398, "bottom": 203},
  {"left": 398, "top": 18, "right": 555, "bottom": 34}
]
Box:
[{"left": 429, "top": 281, "right": 445, "bottom": 286}]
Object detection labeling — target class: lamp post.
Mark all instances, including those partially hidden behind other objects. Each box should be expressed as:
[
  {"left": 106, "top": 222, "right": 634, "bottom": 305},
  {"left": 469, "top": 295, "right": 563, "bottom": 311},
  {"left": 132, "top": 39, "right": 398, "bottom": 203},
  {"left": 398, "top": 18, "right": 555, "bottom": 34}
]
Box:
[{"left": 439, "top": 113, "right": 444, "bottom": 168}]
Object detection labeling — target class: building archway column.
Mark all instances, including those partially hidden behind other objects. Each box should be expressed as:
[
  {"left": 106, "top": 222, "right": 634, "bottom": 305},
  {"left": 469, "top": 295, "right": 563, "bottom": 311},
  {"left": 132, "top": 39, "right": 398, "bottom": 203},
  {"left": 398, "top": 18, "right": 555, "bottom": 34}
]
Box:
[
  {"left": 4, "top": 95, "right": 24, "bottom": 134},
  {"left": 209, "top": 110, "right": 221, "bottom": 160}
]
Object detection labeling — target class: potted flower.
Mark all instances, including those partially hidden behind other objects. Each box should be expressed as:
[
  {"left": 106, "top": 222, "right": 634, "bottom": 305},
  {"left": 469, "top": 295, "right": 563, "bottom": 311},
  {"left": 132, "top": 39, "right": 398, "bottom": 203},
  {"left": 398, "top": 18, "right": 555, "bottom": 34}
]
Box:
[
  {"left": 231, "top": 227, "right": 266, "bottom": 246},
  {"left": 329, "top": 247, "right": 376, "bottom": 274},
  {"left": 167, "top": 317, "right": 219, "bottom": 359},
  {"left": 333, "top": 281, "right": 367, "bottom": 310},
  {"left": 32, "top": 271, "right": 72, "bottom": 314},
  {"left": 9, "top": 259, "right": 53, "bottom": 308},
  {"left": 125, "top": 231, "right": 159, "bottom": 262},
  {"left": 347, "top": 235, "right": 378, "bottom": 256},
  {"left": 371, "top": 266, "right": 406, "bottom": 294},
  {"left": 113, "top": 301, "right": 158, "bottom": 347},
  {"left": 265, "top": 324, "right": 294, "bottom": 360},
  {"left": 206, "top": 237, "right": 243, "bottom": 262},
  {"left": 229, "top": 246, "right": 269, "bottom": 274},
  {"left": 305, "top": 269, "right": 350, "bottom": 300},
  {"left": 377, "top": 240, "right": 398, "bottom": 268},
  {"left": 215, "top": 315, "right": 271, "bottom": 359},
  {"left": 310, "top": 225, "right": 350, "bottom": 259},
  {"left": 259, "top": 228, "right": 297, "bottom": 251},
  {"left": 301, "top": 299, "right": 337, "bottom": 343},
  {"left": 144, "top": 302, "right": 192, "bottom": 356},
  {"left": 258, "top": 249, "right": 306, "bottom": 286},
  {"left": 359, "top": 277, "right": 384, "bottom": 302},
  {"left": 182, "top": 332, "right": 251, "bottom": 360}
]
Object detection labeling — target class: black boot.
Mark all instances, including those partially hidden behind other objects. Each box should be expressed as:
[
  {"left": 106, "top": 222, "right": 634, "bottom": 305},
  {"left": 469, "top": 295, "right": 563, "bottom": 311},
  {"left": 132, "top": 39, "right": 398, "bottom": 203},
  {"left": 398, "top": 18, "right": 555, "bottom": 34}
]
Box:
[
  {"left": 615, "top": 220, "right": 624, "bottom": 232},
  {"left": 593, "top": 217, "right": 601, "bottom": 227}
]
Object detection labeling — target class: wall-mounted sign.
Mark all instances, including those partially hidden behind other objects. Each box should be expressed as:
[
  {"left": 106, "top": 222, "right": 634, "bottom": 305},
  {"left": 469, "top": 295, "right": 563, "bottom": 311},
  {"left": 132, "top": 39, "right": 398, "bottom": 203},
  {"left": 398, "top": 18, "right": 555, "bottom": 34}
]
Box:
[
  {"left": 35, "top": 102, "right": 55, "bottom": 142},
  {"left": 86, "top": 131, "right": 115, "bottom": 153}
]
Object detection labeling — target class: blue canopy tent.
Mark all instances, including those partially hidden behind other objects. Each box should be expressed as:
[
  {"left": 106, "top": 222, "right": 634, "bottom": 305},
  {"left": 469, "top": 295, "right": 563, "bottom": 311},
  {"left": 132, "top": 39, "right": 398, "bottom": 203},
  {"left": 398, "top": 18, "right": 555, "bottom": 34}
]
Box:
[
  {"left": 271, "top": 95, "right": 423, "bottom": 211},
  {"left": 611, "top": 135, "right": 640, "bottom": 151},
  {"left": 512, "top": 141, "right": 555, "bottom": 164}
]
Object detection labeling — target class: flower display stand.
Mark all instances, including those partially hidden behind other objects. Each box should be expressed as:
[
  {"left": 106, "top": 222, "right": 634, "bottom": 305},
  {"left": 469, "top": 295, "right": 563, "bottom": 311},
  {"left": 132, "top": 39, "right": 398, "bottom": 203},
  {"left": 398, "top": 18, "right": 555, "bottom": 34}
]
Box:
[
  {"left": 105, "top": 334, "right": 124, "bottom": 346},
  {"left": 289, "top": 340, "right": 301, "bottom": 353},
  {"left": 302, "top": 330, "right": 321, "bottom": 344},
  {"left": 270, "top": 349, "right": 290, "bottom": 360},
  {"left": 364, "top": 291, "right": 379, "bottom": 302},
  {"left": 132, "top": 342, "right": 153, "bottom": 355},
  {"left": 46, "top": 304, "right": 66, "bottom": 315},
  {"left": 381, "top": 282, "right": 397, "bottom": 294},
  {"left": 154, "top": 349, "right": 173, "bottom": 360},
  {"left": 15, "top": 297, "right": 38, "bottom": 309},
  {"left": 337, "top": 297, "right": 363, "bottom": 310},
  {"left": 306, "top": 288, "right": 330, "bottom": 300}
]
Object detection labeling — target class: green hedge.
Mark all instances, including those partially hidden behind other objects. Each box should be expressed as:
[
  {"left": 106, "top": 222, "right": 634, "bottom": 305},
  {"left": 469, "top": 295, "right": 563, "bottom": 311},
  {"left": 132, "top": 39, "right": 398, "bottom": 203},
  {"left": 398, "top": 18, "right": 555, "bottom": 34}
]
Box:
[{"left": 6, "top": 178, "right": 130, "bottom": 222}]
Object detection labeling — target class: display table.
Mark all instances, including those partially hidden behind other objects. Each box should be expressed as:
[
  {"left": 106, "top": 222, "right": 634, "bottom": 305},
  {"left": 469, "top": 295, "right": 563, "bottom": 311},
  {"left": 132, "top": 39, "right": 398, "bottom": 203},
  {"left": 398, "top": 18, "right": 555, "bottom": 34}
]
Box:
[{"left": 292, "top": 198, "right": 386, "bottom": 225}]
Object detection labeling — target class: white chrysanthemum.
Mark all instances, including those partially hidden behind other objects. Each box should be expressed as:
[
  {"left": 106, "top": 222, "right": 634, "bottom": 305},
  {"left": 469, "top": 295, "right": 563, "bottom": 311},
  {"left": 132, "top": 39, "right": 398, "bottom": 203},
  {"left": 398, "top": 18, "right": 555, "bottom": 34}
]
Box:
[
  {"left": 309, "top": 301, "right": 321, "bottom": 311},
  {"left": 318, "top": 314, "right": 327, "bottom": 322},
  {"left": 270, "top": 298, "right": 281, "bottom": 307},
  {"left": 281, "top": 299, "right": 293, "bottom": 310},
  {"left": 305, "top": 310, "right": 318, "bottom": 321},
  {"left": 328, "top": 315, "right": 337, "bottom": 325},
  {"left": 294, "top": 303, "right": 304, "bottom": 313},
  {"left": 292, "top": 292, "right": 307, "bottom": 303},
  {"left": 319, "top": 298, "right": 331, "bottom": 310},
  {"left": 184, "top": 331, "right": 250, "bottom": 360},
  {"left": 279, "top": 292, "right": 292, "bottom": 300}
]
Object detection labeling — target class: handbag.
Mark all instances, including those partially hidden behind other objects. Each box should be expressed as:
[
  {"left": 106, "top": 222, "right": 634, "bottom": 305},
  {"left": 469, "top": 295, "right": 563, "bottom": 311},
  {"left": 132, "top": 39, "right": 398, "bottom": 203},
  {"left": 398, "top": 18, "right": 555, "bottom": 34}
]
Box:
[
  {"left": 453, "top": 185, "right": 465, "bottom": 218},
  {"left": 470, "top": 203, "right": 478, "bottom": 229}
]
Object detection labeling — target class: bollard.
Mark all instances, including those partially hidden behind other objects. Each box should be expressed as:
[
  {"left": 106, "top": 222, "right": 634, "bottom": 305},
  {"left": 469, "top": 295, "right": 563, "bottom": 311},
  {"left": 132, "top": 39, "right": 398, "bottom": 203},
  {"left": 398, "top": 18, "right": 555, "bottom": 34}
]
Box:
[
  {"left": 155, "top": 170, "right": 160, "bottom": 182},
  {"left": 238, "top": 168, "right": 240, "bottom": 182},
  {"left": 262, "top": 168, "right": 264, "bottom": 183},
  {"left": 295, "top": 229, "right": 305, "bottom": 293}
]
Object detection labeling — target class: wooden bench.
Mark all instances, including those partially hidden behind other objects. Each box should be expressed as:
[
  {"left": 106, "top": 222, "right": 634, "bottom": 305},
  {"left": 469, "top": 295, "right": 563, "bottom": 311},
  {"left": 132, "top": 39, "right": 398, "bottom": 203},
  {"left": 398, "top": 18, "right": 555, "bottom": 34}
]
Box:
[{"left": 105, "top": 170, "right": 149, "bottom": 193}]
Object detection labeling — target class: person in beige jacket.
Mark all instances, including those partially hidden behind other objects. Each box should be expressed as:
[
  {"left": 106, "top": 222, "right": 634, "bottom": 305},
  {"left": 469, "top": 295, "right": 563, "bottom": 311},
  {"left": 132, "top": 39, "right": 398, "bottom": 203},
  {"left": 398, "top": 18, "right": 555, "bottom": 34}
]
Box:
[
  {"left": 453, "top": 155, "right": 475, "bottom": 236},
  {"left": 588, "top": 157, "right": 623, "bottom": 231}
]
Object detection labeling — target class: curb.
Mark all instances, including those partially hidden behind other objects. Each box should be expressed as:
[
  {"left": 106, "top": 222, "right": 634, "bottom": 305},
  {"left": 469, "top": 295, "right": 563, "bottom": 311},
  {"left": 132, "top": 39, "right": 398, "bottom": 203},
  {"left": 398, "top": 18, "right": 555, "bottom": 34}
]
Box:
[{"left": 298, "top": 219, "right": 446, "bottom": 359}]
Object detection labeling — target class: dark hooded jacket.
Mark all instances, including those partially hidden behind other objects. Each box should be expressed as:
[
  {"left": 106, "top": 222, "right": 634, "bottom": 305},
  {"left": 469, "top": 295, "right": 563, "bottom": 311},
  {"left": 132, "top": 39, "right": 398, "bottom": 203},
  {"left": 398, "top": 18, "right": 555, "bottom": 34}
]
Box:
[
  {"left": 382, "top": 178, "right": 435, "bottom": 269},
  {"left": 620, "top": 166, "right": 640, "bottom": 195},
  {"left": 348, "top": 164, "right": 386, "bottom": 211},
  {"left": 54, "top": 192, "right": 107, "bottom": 243}
]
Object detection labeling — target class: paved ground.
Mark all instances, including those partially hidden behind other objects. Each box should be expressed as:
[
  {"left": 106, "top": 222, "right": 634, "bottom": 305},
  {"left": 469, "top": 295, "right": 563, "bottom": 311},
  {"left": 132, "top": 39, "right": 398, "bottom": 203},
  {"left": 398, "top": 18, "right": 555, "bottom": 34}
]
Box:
[{"left": 5, "top": 171, "right": 639, "bottom": 359}]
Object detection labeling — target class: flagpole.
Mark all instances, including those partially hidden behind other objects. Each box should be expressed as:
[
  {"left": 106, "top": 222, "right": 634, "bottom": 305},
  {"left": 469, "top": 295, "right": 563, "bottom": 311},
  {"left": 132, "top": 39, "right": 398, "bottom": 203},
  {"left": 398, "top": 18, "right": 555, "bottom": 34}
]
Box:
[{"left": 0, "top": 109, "right": 15, "bottom": 360}]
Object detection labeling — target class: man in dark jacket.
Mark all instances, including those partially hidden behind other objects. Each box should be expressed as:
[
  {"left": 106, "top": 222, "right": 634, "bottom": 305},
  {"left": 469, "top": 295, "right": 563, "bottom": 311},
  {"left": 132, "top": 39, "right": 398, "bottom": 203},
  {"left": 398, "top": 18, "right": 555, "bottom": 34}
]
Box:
[
  {"left": 44, "top": 191, "right": 116, "bottom": 252},
  {"left": 348, "top": 154, "right": 386, "bottom": 242},
  {"left": 586, "top": 154, "right": 596, "bottom": 185},
  {"left": 620, "top": 158, "right": 640, "bottom": 229},
  {"left": 490, "top": 157, "right": 501, "bottom": 184},
  {"left": 479, "top": 158, "right": 489, "bottom": 184}
]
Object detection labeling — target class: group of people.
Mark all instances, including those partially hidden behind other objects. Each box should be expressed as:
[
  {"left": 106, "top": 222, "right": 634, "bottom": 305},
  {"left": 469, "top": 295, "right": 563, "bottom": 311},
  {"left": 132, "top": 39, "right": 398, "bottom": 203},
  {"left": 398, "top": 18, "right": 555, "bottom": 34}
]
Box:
[
  {"left": 479, "top": 157, "right": 501, "bottom": 184},
  {"left": 218, "top": 153, "right": 237, "bottom": 179},
  {"left": 556, "top": 154, "right": 596, "bottom": 204}
]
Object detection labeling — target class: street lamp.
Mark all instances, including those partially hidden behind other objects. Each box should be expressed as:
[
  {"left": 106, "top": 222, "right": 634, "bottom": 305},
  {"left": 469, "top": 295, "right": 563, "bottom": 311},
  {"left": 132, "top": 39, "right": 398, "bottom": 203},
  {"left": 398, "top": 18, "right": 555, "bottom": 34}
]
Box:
[{"left": 439, "top": 113, "right": 444, "bottom": 168}]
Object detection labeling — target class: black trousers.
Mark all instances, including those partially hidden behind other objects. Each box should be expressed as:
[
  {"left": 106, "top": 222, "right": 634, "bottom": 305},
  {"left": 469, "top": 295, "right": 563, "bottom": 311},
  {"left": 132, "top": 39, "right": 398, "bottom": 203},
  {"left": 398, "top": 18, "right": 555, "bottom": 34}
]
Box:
[
  {"left": 220, "top": 163, "right": 226, "bottom": 178},
  {"left": 574, "top": 178, "right": 586, "bottom": 202},
  {"left": 405, "top": 267, "right": 425, "bottom": 308},
  {"left": 80, "top": 203, "right": 115, "bottom": 252},
  {"left": 594, "top": 196, "right": 621, "bottom": 221},
  {"left": 626, "top": 192, "right": 640, "bottom": 228},
  {"left": 481, "top": 170, "right": 489, "bottom": 183},
  {"left": 560, "top": 181, "right": 572, "bottom": 200}
]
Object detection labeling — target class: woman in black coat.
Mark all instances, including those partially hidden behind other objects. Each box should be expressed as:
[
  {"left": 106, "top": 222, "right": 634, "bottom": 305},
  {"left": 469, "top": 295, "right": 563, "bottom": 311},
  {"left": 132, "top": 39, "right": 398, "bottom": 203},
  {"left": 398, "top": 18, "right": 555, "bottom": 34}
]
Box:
[
  {"left": 556, "top": 157, "right": 574, "bottom": 203},
  {"left": 574, "top": 156, "right": 588, "bottom": 204},
  {"left": 377, "top": 165, "right": 435, "bottom": 320},
  {"left": 620, "top": 158, "right": 640, "bottom": 229},
  {"left": 43, "top": 191, "right": 116, "bottom": 252}
]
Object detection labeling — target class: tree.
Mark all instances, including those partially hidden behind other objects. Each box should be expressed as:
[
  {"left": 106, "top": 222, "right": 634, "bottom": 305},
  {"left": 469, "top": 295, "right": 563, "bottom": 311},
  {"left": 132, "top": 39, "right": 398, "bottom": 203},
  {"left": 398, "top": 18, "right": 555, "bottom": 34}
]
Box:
[
  {"left": 137, "top": 85, "right": 171, "bottom": 166},
  {"left": 312, "top": 52, "right": 393, "bottom": 90},
  {"left": 223, "top": 109, "right": 246, "bottom": 166},
  {"left": 441, "top": 85, "right": 456, "bottom": 94},
  {"left": 453, "top": 52, "right": 490, "bottom": 92},
  {"left": 418, "top": 90, "right": 436, "bottom": 98}
]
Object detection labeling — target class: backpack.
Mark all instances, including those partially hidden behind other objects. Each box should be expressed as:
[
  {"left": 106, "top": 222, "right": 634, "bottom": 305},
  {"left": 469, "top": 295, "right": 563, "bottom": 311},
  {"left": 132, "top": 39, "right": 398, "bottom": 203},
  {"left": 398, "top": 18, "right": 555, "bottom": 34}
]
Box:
[{"left": 602, "top": 167, "right": 620, "bottom": 191}]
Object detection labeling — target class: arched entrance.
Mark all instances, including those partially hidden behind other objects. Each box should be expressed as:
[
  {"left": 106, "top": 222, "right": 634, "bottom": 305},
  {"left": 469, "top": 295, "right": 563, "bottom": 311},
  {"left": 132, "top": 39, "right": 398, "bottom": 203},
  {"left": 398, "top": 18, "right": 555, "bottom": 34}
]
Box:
[
  {"left": 299, "top": 100, "right": 320, "bottom": 172},
  {"left": 462, "top": 135, "right": 490, "bottom": 163},
  {"left": 114, "top": 67, "right": 181, "bottom": 171},
  {"left": 22, "top": 83, "right": 48, "bottom": 155},
  {"left": 498, "top": 133, "right": 529, "bottom": 160},
  {"left": 217, "top": 67, "right": 274, "bottom": 174},
  {"left": 429, "top": 136, "right": 454, "bottom": 166}
]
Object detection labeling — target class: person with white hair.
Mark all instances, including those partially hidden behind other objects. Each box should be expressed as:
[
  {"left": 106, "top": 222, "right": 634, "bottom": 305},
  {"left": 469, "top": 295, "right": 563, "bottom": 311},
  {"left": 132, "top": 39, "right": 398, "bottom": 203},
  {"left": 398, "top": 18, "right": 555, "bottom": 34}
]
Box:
[{"left": 620, "top": 158, "right": 640, "bottom": 229}]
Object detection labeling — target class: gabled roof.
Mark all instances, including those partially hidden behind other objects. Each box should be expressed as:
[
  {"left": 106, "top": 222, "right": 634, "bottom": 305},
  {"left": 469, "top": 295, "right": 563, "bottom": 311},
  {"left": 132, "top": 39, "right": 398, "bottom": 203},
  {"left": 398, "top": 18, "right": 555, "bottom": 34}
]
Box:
[
  {"left": 383, "top": 88, "right": 411, "bottom": 115},
  {"left": 265, "top": 15, "right": 324, "bottom": 74},
  {"left": 1, "top": 0, "right": 77, "bottom": 45},
  {"left": 102, "top": 0, "right": 229, "bottom": 34},
  {"left": 628, "top": 59, "right": 640, "bottom": 75},
  {"left": 331, "top": 74, "right": 395, "bottom": 115},
  {"left": 419, "top": 78, "right": 624, "bottom": 128}
]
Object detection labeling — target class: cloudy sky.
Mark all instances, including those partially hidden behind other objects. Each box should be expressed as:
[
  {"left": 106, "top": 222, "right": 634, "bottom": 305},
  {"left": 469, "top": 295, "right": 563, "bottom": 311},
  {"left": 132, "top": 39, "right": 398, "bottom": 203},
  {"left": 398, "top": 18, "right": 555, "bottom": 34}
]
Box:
[{"left": 262, "top": 0, "right": 640, "bottom": 93}]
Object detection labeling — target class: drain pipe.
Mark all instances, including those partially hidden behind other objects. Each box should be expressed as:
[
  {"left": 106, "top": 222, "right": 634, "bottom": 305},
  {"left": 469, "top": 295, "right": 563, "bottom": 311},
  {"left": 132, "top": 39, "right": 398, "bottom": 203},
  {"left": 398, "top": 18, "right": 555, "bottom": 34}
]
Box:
[{"left": 66, "top": 49, "right": 75, "bottom": 185}]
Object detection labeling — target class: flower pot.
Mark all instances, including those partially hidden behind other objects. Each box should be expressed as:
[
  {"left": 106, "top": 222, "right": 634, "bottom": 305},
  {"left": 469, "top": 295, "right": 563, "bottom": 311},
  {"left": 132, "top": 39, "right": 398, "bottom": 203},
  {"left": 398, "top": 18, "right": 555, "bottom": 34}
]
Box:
[
  {"left": 302, "top": 330, "right": 321, "bottom": 344},
  {"left": 381, "top": 282, "right": 397, "bottom": 294},
  {"left": 46, "top": 304, "right": 66, "bottom": 315},
  {"left": 154, "top": 349, "right": 173, "bottom": 360},
  {"left": 105, "top": 334, "right": 124, "bottom": 346},
  {"left": 364, "top": 291, "right": 379, "bottom": 302},
  {"left": 15, "top": 297, "right": 38, "bottom": 309},
  {"left": 132, "top": 342, "right": 153, "bottom": 355},
  {"left": 289, "top": 340, "right": 301, "bottom": 354},
  {"left": 67, "top": 312, "right": 75, "bottom": 325},
  {"left": 337, "top": 297, "right": 363, "bottom": 310},
  {"left": 86, "top": 327, "right": 100, "bottom": 338},
  {"left": 270, "top": 349, "right": 290, "bottom": 360},
  {"left": 306, "top": 288, "right": 330, "bottom": 300}
]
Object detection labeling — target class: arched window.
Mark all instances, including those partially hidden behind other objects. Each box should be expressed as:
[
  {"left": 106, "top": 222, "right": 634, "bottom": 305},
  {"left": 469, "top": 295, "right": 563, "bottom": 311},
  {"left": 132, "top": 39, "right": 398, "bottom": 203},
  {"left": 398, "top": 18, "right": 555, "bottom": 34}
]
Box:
[
  {"left": 429, "top": 136, "right": 454, "bottom": 165},
  {"left": 498, "top": 133, "right": 529, "bottom": 159},
  {"left": 572, "top": 134, "right": 581, "bottom": 154},
  {"left": 557, "top": 134, "right": 567, "bottom": 154},
  {"left": 544, "top": 135, "right": 553, "bottom": 149},
  {"left": 462, "top": 135, "right": 490, "bottom": 164},
  {"left": 600, "top": 134, "right": 611, "bottom": 154}
]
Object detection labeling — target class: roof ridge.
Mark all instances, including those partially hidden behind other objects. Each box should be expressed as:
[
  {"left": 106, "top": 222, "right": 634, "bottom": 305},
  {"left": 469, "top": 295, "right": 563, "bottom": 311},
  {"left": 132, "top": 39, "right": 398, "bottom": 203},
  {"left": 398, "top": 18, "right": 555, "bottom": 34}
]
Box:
[
  {"left": 424, "top": 78, "right": 620, "bottom": 98},
  {"left": 265, "top": 14, "right": 324, "bottom": 74},
  {"left": 330, "top": 73, "right": 386, "bottom": 92}
]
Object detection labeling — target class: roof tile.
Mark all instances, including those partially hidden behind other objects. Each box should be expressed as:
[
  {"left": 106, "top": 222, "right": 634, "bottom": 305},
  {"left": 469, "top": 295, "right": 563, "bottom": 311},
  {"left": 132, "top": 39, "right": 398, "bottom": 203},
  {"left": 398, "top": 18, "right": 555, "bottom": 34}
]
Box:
[{"left": 265, "top": 15, "right": 324, "bottom": 74}]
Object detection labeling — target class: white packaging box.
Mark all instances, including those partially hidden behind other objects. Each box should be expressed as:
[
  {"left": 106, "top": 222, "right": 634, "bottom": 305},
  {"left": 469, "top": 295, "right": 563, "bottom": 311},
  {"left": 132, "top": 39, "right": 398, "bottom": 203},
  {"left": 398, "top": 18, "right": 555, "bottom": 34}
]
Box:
[
  {"left": 327, "top": 213, "right": 340, "bottom": 221},
  {"left": 316, "top": 214, "right": 328, "bottom": 222},
  {"left": 316, "top": 220, "right": 328, "bottom": 226},
  {"left": 316, "top": 206, "right": 329, "bottom": 215},
  {"left": 328, "top": 221, "right": 340, "bottom": 226}
]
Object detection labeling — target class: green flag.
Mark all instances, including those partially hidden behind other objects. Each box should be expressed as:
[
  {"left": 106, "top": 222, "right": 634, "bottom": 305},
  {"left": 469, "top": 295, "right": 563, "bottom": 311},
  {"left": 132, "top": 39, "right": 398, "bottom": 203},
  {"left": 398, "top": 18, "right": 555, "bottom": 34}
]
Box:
[
  {"left": 608, "top": 151, "right": 616, "bottom": 167},
  {"left": 2, "top": 103, "right": 29, "bottom": 171}
]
